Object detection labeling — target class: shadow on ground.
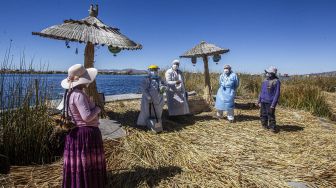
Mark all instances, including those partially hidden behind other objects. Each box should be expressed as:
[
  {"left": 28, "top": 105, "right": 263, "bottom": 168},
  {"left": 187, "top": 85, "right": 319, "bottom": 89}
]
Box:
[
  {"left": 106, "top": 166, "right": 182, "bottom": 187},
  {"left": 235, "top": 102, "right": 259, "bottom": 110},
  {"left": 106, "top": 110, "right": 140, "bottom": 128},
  {"left": 234, "top": 114, "right": 260, "bottom": 122},
  {"left": 277, "top": 125, "right": 304, "bottom": 132},
  {"left": 163, "top": 112, "right": 218, "bottom": 132},
  {"left": 107, "top": 109, "right": 218, "bottom": 132}
]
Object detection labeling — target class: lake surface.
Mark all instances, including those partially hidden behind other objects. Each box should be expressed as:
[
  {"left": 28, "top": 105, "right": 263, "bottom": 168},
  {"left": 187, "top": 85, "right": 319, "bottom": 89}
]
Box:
[{"left": 1, "top": 74, "right": 146, "bottom": 100}]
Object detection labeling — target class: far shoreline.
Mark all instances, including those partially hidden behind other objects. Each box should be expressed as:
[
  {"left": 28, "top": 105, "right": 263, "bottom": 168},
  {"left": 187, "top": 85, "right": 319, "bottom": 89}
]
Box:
[{"left": 0, "top": 70, "right": 147, "bottom": 76}]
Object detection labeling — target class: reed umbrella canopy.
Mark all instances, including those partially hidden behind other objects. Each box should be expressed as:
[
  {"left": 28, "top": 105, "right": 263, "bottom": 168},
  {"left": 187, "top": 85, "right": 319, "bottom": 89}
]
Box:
[
  {"left": 32, "top": 4, "right": 142, "bottom": 106},
  {"left": 180, "top": 41, "right": 229, "bottom": 103}
]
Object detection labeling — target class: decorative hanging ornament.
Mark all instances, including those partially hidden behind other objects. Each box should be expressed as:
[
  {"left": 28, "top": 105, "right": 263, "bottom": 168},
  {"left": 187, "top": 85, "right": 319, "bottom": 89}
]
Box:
[
  {"left": 191, "top": 57, "right": 197, "bottom": 66},
  {"left": 65, "top": 40, "right": 70, "bottom": 48},
  {"left": 213, "top": 54, "right": 221, "bottom": 64},
  {"left": 108, "top": 46, "right": 121, "bottom": 57},
  {"left": 75, "top": 48, "right": 78, "bottom": 54}
]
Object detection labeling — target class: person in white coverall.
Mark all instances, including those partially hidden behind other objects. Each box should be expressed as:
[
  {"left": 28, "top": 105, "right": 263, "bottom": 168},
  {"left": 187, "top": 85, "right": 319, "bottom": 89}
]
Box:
[
  {"left": 137, "top": 65, "right": 166, "bottom": 126},
  {"left": 165, "top": 59, "right": 190, "bottom": 116}
]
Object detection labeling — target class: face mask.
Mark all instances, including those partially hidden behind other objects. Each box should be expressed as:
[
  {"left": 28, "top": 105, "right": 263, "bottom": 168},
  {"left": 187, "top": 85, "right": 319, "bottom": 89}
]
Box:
[
  {"left": 172, "top": 64, "right": 179, "bottom": 70},
  {"left": 266, "top": 72, "right": 275, "bottom": 78},
  {"left": 150, "top": 71, "right": 158, "bottom": 78},
  {"left": 224, "top": 69, "right": 230, "bottom": 74}
]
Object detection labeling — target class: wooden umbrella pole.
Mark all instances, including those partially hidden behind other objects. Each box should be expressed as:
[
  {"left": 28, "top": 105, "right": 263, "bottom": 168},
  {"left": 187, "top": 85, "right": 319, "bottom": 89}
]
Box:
[
  {"left": 84, "top": 42, "right": 105, "bottom": 116},
  {"left": 202, "top": 55, "right": 212, "bottom": 103}
]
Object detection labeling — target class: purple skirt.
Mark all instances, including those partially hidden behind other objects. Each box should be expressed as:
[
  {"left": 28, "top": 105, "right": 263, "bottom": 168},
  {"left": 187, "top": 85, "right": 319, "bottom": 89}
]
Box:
[{"left": 62, "top": 126, "right": 106, "bottom": 188}]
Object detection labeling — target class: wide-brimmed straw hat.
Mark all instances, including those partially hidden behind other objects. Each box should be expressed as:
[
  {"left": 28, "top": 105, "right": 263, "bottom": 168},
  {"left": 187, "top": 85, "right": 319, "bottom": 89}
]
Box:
[{"left": 61, "top": 64, "right": 98, "bottom": 89}]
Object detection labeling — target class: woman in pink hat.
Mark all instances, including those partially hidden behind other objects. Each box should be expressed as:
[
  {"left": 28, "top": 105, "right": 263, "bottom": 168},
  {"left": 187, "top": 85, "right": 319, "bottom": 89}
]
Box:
[{"left": 61, "top": 64, "right": 106, "bottom": 188}]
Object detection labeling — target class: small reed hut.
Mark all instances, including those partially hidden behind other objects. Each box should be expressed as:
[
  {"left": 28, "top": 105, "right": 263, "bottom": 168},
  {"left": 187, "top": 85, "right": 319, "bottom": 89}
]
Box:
[{"left": 180, "top": 41, "right": 229, "bottom": 103}]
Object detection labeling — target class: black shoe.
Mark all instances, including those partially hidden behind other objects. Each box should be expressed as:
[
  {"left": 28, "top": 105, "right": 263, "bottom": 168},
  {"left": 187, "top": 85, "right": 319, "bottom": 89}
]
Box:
[
  {"left": 270, "top": 127, "right": 279, "bottom": 133},
  {"left": 262, "top": 125, "right": 269, "bottom": 130},
  {"left": 229, "top": 120, "right": 235, "bottom": 123}
]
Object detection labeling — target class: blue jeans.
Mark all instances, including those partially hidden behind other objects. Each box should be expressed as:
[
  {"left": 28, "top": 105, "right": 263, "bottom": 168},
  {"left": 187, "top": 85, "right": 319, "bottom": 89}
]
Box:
[{"left": 260, "top": 102, "right": 276, "bottom": 129}]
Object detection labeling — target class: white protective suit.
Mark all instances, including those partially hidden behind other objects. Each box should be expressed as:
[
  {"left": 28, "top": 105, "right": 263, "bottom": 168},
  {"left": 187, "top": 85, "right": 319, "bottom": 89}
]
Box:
[
  {"left": 165, "top": 68, "right": 190, "bottom": 116},
  {"left": 137, "top": 76, "right": 165, "bottom": 126}
]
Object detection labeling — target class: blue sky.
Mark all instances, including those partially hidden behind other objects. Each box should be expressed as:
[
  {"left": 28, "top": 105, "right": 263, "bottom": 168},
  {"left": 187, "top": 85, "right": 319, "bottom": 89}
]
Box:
[{"left": 0, "top": 0, "right": 335, "bottom": 74}]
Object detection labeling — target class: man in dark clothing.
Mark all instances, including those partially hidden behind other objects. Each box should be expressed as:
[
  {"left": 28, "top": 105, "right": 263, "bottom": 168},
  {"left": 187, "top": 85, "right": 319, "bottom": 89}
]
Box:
[{"left": 257, "top": 66, "right": 281, "bottom": 133}]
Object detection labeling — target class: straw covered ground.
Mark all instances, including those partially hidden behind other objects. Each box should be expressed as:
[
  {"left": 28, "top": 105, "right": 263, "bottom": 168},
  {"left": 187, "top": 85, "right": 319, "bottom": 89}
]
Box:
[{"left": 1, "top": 96, "right": 336, "bottom": 187}]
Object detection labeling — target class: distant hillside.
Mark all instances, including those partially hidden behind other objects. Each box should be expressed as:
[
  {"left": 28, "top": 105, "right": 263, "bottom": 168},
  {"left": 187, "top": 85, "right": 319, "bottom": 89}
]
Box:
[
  {"left": 99, "top": 68, "right": 147, "bottom": 75},
  {"left": 305, "top": 71, "right": 336, "bottom": 77}
]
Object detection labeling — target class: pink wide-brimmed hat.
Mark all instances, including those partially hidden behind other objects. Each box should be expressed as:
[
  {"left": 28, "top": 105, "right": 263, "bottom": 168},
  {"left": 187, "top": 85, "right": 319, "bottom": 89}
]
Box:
[{"left": 61, "top": 64, "right": 97, "bottom": 89}]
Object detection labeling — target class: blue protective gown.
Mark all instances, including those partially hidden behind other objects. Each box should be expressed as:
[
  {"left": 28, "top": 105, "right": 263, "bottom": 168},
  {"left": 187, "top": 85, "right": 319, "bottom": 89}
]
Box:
[{"left": 215, "top": 72, "right": 239, "bottom": 111}]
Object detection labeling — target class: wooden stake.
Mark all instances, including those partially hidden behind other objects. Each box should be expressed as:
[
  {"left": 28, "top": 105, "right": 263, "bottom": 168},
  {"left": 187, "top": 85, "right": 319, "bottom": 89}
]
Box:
[
  {"left": 84, "top": 42, "right": 105, "bottom": 116},
  {"left": 202, "top": 55, "right": 212, "bottom": 103}
]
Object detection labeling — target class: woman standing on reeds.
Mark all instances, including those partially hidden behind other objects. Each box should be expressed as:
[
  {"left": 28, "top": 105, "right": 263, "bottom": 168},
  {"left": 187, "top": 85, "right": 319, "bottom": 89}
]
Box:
[
  {"left": 257, "top": 66, "right": 281, "bottom": 133},
  {"left": 61, "top": 64, "right": 106, "bottom": 188},
  {"left": 215, "top": 65, "right": 239, "bottom": 123}
]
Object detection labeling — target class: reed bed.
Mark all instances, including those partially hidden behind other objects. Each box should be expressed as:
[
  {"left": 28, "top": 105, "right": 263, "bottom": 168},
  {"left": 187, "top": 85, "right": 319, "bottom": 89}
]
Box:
[
  {"left": 324, "top": 92, "right": 336, "bottom": 115},
  {"left": 287, "top": 76, "right": 336, "bottom": 92},
  {"left": 0, "top": 49, "right": 57, "bottom": 165},
  {"left": 280, "top": 84, "right": 335, "bottom": 120},
  {"left": 2, "top": 99, "right": 335, "bottom": 187},
  {"left": 1, "top": 66, "right": 335, "bottom": 186},
  {"left": 179, "top": 71, "right": 335, "bottom": 120}
]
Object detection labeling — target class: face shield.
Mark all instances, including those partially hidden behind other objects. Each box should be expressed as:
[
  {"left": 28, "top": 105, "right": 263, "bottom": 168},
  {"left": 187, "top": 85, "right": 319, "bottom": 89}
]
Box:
[{"left": 148, "top": 68, "right": 159, "bottom": 78}]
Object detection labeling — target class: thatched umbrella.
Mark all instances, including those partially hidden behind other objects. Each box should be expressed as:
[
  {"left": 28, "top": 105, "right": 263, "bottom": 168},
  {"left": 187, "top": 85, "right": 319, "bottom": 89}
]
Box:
[
  {"left": 32, "top": 4, "right": 142, "bottom": 107},
  {"left": 180, "top": 41, "right": 229, "bottom": 103}
]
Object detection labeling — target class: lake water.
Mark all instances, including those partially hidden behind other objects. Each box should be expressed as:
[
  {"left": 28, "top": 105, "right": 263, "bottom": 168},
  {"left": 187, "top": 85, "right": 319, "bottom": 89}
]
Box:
[{"left": 1, "top": 74, "right": 146, "bottom": 101}]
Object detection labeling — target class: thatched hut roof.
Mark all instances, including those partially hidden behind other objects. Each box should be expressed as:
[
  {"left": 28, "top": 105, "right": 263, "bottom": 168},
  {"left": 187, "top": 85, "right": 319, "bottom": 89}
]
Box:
[
  {"left": 180, "top": 41, "right": 229, "bottom": 58},
  {"left": 32, "top": 5, "right": 142, "bottom": 50}
]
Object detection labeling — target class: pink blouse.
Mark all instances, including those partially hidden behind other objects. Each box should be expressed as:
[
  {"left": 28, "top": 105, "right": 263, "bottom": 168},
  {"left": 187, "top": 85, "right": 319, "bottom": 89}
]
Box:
[{"left": 68, "top": 89, "right": 101, "bottom": 127}]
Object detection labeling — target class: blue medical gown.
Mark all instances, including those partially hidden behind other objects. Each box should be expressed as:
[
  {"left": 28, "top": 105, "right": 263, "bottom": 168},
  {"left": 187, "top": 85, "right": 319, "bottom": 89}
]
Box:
[{"left": 215, "top": 73, "right": 239, "bottom": 111}]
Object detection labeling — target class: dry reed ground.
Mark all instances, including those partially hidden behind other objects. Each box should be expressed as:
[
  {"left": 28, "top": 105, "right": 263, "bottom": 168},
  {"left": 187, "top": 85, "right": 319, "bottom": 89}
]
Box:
[
  {"left": 324, "top": 92, "right": 336, "bottom": 115},
  {"left": 1, "top": 96, "right": 336, "bottom": 188}
]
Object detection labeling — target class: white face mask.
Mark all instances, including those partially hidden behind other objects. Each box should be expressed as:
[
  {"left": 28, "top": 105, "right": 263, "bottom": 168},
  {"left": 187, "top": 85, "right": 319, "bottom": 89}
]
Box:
[
  {"left": 224, "top": 69, "right": 230, "bottom": 74},
  {"left": 172, "top": 64, "right": 179, "bottom": 70}
]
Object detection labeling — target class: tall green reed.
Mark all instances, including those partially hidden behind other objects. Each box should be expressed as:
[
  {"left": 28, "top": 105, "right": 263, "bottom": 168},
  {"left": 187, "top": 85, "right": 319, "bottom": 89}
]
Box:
[
  {"left": 0, "top": 45, "right": 56, "bottom": 165},
  {"left": 279, "top": 84, "right": 334, "bottom": 119}
]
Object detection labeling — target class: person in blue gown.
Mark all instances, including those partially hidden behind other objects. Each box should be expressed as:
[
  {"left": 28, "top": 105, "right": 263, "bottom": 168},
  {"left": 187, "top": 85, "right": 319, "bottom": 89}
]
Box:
[{"left": 215, "top": 65, "right": 239, "bottom": 123}]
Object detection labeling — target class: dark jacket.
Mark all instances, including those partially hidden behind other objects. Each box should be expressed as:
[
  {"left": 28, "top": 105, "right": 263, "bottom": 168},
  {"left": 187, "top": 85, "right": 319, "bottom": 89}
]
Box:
[{"left": 258, "top": 77, "right": 281, "bottom": 107}]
